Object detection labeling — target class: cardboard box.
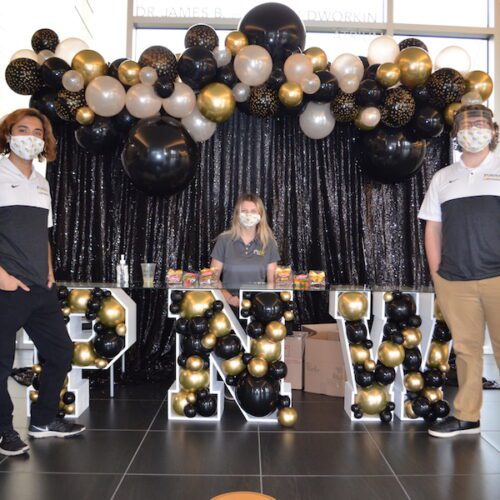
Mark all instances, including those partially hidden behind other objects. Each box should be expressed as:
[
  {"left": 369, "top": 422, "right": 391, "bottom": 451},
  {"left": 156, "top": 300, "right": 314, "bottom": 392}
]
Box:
[
  {"left": 284, "top": 332, "right": 308, "bottom": 390},
  {"left": 303, "top": 323, "right": 345, "bottom": 397}
]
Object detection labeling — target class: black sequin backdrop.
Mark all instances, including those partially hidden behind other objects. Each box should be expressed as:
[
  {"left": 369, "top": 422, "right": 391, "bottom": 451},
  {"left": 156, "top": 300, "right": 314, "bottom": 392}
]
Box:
[{"left": 47, "top": 112, "right": 451, "bottom": 379}]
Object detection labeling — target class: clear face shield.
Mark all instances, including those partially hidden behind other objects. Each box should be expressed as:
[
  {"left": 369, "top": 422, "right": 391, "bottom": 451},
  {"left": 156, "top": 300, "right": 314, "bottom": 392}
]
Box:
[{"left": 453, "top": 109, "right": 494, "bottom": 153}]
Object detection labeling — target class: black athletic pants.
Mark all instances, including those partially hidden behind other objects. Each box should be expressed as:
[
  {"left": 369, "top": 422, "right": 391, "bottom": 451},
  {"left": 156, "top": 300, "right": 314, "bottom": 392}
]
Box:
[{"left": 0, "top": 284, "right": 73, "bottom": 431}]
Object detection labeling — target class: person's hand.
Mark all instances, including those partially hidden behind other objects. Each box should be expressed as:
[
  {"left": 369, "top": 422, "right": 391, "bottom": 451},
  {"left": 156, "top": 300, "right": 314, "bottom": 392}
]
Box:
[
  {"left": 47, "top": 270, "right": 55, "bottom": 289},
  {"left": 228, "top": 295, "right": 240, "bottom": 307},
  {"left": 0, "top": 268, "right": 30, "bottom": 292}
]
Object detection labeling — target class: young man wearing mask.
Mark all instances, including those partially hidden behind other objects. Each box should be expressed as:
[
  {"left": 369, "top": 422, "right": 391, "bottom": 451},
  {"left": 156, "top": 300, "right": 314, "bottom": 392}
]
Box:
[
  {"left": 418, "top": 104, "right": 500, "bottom": 438},
  {"left": 0, "top": 108, "right": 85, "bottom": 456}
]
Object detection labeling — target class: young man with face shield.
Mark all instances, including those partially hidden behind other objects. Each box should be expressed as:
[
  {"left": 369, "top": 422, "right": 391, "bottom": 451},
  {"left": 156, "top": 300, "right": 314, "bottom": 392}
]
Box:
[{"left": 418, "top": 104, "right": 500, "bottom": 438}]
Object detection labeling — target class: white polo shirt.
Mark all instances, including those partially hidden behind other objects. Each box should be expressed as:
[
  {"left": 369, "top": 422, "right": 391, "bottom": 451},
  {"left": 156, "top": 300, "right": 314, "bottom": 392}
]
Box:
[
  {"left": 418, "top": 151, "right": 500, "bottom": 281},
  {"left": 0, "top": 156, "right": 53, "bottom": 287}
]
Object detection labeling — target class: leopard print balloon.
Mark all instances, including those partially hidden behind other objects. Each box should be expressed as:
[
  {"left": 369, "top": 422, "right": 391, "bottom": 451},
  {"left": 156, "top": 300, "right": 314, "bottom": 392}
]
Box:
[
  {"left": 185, "top": 24, "right": 219, "bottom": 51},
  {"left": 138, "top": 46, "right": 178, "bottom": 83},
  {"left": 331, "top": 91, "right": 359, "bottom": 123},
  {"left": 381, "top": 87, "right": 416, "bottom": 128},
  {"left": 398, "top": 38, "right": 428, "bottom": 52},
  {"left": 427, "top": 68, "right": 466, "bottom": 109},
  {"left": 5, "top": 58, "right": 42, "bottom": 95},
  {"left": 31, "top": 28, "right": 59, "bottom": 53},
  {"left": 249, "top": 85, "right": 280, "bottom": 118},
  {"left": 55, "top": 89, "right": 86, "bottom": 121}
]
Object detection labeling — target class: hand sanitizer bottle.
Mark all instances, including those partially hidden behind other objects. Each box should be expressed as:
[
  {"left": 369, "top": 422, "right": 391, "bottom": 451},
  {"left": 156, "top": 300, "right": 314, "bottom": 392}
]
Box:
[{"left": 116, "top": 254, "right": 129, "bottom": 287}]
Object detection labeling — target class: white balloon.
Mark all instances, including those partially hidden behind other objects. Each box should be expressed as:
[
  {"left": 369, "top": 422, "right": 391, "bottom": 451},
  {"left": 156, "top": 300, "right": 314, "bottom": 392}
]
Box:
[
  {"left": 301, "top": 74, "right": 321, "bottom": 94},
  {"left": 232, "top": 82, "right": 251, "bottom": 102},
  {"left": 213, "top": 47, "right": 232, "bottom": 68},
  {"left": 139, "top": 66, "right": 158, "bottom": 85},
  {"left": 10, "top": 49, "right": 38, "bottom": 63},
  {"left": 330, "top": 53, "right": 364, "bottom": 81},
  {"left": 367, "top": 35, "right": 400, "bottom": 65},
  {"left": 63, "top": 70, "right": 85, "bottom": 92},
  {"left": 435, "top": 46, "right": 471, "bottom": 75},
  {"left": 55, "top": 37, "right": 89, "bottom": 65},
  {"left": 162, "top": 82, "right": 196, "bottom": 118},
  {"left": 461, "top": 90, "right": 482, "bottom": 106},
  {"left": 37, "top": 49, "right": 55, "bottom": 64},
  {"left": 339, "top": 76, "right": 361, "bottom": 94},
  {"left": 234, "top": 45, "right": 273, "bottom": 86},
  {"left": 299, "top": 102, "right": 336, "bottom": 140},
  {"left": 284, "top": 53, "right": 314, "bottom": 85},
  {"left": 359, "top": 107, "right": 381, "bottom": 129},
  {"left": 126, "top": 83, "right": 162, "bottom": 118},
  {"left": 86, "top": 76, "right": 126, "bottom": 117},
  {"left": 181, "top": 106, "right": 217, "bottom": 142}
]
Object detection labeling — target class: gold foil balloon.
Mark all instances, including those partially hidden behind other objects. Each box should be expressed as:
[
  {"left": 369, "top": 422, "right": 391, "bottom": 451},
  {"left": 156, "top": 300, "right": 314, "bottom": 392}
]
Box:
[
  {"left": 64, "top": 403, "right": 75, "bottom": 415},
  {"left": 278, "top": 407, "right": 298, "bottom": 427},
  {"left": 172, "top": 390, "right": 191, "bottom": 416},
  {"left": 180, "top": 368, "right": 210, "bottom": 391},
  {"left": 278, "top": 82, "right": 303, "bottom": 108},
  {"left": 197, "top": 82, "right": 235, "bottom": 123},
  {"left": 32, "top": 364, "right": 42, "bottom": 374},
  {"left": 186, "top": 355, "right": 204, "bottom": 371},
  {"left": 364, "top": 359, "right": 376, "bottom": 372},
  {"left": 350, "top": 345, "right": 370, "bottom": 365},
  {"left": 201, "top": 333, "right": 217, "bottom": 350},
  {"left": 444, "top": 102, "right": 462, "bottom": 126},
  {"left": 98, "top": 297, "right": 125, "bottom": 328},
  {"left": 75, "top": 106, "right": 95, "bottom": 125},
  {"left": 209, "top": 312, "right": 232, "bottom": 337},
  {"left": 439, "top": 362, "right": 450, "bottom": 373},
  {"left": 421, "top": 387, "right": 443, "bottom": 403},
  {"left": 466, "top": 70, "right": 493, "bottom": 101},
  {"left": 72, "top": 342, "right": 97, "bottom": 367},
  {"left": 402, "top": 327, "right": 422, "bottom": 349},
  {"left": 241, "top": 299, "right": 252, "bottom": 310},
  {"left": 118, "top": 60, "right": 141, "bottom": 86},
  {"left": 404, "top": 372, "right": 425, "bottom": 392},
  {"left": 186, "top": 391, "right": 197, "bottom": 404},
  {"left": 376, "top": 63, "right": 401, "bottom": 88},
  {"left": 283, "top": 310, "right": 294, "bottom": 322},
  {"left": 61, "top": 306, "right": 71, "bottom": 316},
  {"left": 248, "top": 357, "right": 268, "bottom": 378},
  {"left": 427, "top": 341, "right": 450, "bottom": 369},
  {"left": 404, "top": 399, "right": 417, "bottom": 419},
  {"left": 222, "top": 354, "right": 246, "bottom": 376},
  {"left": 396, "top": 47, "right": 432, "bottom": 88},
  {"left": 251, "top": 338, "right": 282, "bottom": 363},
  {"left": 280, "top": 292, "right": 291, "bottom": 302},
  {"left": 383, "top": 291, "right": 394, "bottom": 302},
  {"left": 338, "top": 292, "right": 368, "bottom": 321},
  {"left": 71, "top": 49, "right": 107, "bottom": 84},
  {"left": 265, "top": 321, "right": 287, "bottom": 342},
  {"left": 305, "top": 47, "right": 328, "bottom": 72},
  {"left": 181, "top": 291, "right": 215, "bottom": 319},
  {"left": 29, "top": 390, "right": 39, "bottom": 402},
  {"left": 434, "top": 301, "right": 445, "bottom": 321},
  {"left": 68, "top": 289, "right": 92, "bottom": 313},
  {"left": 355, "top": 384, "right": 388, "bottom": 415},
  {"left": 115, "top": 323, "right": 127, "bottom": 337},
  {"left": 95, "top": 358, "right": 108, "bottom": 369},
  {"left": 378, "top": 341, "right": 405, "bottom": 367},
  {"left": 225, "top": 31, "right": 248, "bottom": 55}
]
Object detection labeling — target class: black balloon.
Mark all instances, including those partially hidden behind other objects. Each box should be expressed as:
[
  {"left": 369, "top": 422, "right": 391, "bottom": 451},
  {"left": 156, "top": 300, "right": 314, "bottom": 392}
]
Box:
[
  {"left": 379, "top": 410, "right": 393, "bottom": 423},
  {"left": 279, "top": 99, "right": 307, "bottom": 116},
  {"left": 278, "top": 395, "right": 291, "bottom": 408},
  {"left": 236, "top": 373, "right": 280, "bottom": 417},
  {"left": 214, "top": 334, "right": 242, "bottom": 359},
  {"left": 5, "top": 58, "right": 42, "bottom": 95},
  {"left": 93, "top": 322, "right": 105, "bottom": 334},
  {"left": 196, "top": 394, "right": 217, "bottom": 417},
  {"left": 215, "top": 64, "right": 237, "bottom": 87},
  {"left": 62, "top": 391, "right": 76, "bottom": 405},
  {"left": 433, "top": 322, "right": 452, "bottom": 342},
  {"left": 113, "top": 108, "right": 138, "bottom": 133},
  {"left": 413, "top": 85, "right": 431, "bottom": 105},
  {"left": 398, "top": 38, "right": 428, "bottom": 52},
  {"left": 213, "top": 300, "right": 224, "bottom": 312},
  {"left": 267, "top": 67, "right": 286, "bottom": 90},
  {"left": 177, "top": 47, "right": 217, "bottom": 91},
  {"left": 423, "top": 369, "right": 445, "bottom": 388},
  {"left": 31, "top": 28, "right": 59, "bottom": 53},
  {"left": 188, "top": 317, "right": 208, "bottom": 335},
  {"left": 41, "top": 57, "right": 70, "bottom": 90},
  {"left": 87, "top": 300, "right": 101, "bottom": 313},
  {"left": 253, "top": 293, "right": 283, "bottom": 322},
  {"left": 154, "top": 76, "right": 175, "bottom": 98},
  {"left": 412, "top": 396, "right": 431, "bottom": 417},
  {"left": 56, "top": 89, "right": 86, "bottom": 122},
  {"left": 197, "top": 388, "right": 209, "bottom": 399},
  {"left": 239, "top": 3, "right": 306, "bottom": 61},
  {"left": 355, "top": 370, "right": 375, "bottom": 388},
  {"left": 353, "top": 410, "right": 363, "bottom": 419},
  {"left": 184, "top": 403, "right": 197, "bottom": 418},
  {"left": 226, "top": 375, "right": 239, "bottom": 386},
  {"left": 412, "top": 105, "right": 444, "bottom": 139},
  {"left": 359, "top": 56, "right": 369, "bottom": 70},
  {"left": 392, "top": 332, "right": 404, "bottom": 345},
  {"left": 185, "top": 24, "right": 219, "bottom": 51},
  {"left": 346, "top": 321, "right": 367, "bottom": 344},
  {"left": 175, "top": 318, "right": 189, "bottom": 334},
  {"left": 93, "top": 332, "right": 124, "bottom": 359},
  {"left": 177, "top": 354, "right": 188, "bottom": 367},
  {"left": 246, "top": 321, "right": 264, "bottom": 339},
  {"left": 383, "top": 322, "right": 399, "bottom": 337},
  {"left": 374, "top": 365, "right": 396, "bottom": 385},
  {"left": 386, "top": 401, "right": 396, "bottom": 411},
  {"left": 386, "top": 293, "right": 416, "bottom": 323},
  {"left": 356, "top": 79, "right": 384, "bottom": 107},
  {"left": 311, "top": 71, "right": 339, "bottom": 102},
  {"left": 30, "top": 87, "right": 61, "bottom": 125},
  {"left": 170, "top": 290, "right": 184, "bottom": 303},
  {"left": 108, "top": 58, "right": 128, "bottom": 79},
  {"left": 75, "top": 117, "right": 118, "bottom": 154},
  {"left": 121, "top": 115, "right": 199, "bottom": 196},
  {"left": 408, "top": 315, "right": 422, "bottom": 328},
  {"left": 181, "top": 334, "right": 210, "bottom": 357},
  {"left": 364, "top": 339, "right": 373, "bottom": 349},
  {"left": 364, "top": 64, "right": 380, "bottom": 81},
  {"left": 242, "top": 353, "right": 253, "bottom": 365},
  {"left": 432, "top": 400, "right": 450, "bottom": 418},
  {"left": 268, "top": 360, "right": 287, "bottom": 380},
  {"left": 32, "top": 375, "right": 40, "bottom": 390},
  {"left": 138, "top": 46, "right": 177, "bottom": 82},
  {"left": 403, "top": 348, "right": 422, "bottom": 371}
]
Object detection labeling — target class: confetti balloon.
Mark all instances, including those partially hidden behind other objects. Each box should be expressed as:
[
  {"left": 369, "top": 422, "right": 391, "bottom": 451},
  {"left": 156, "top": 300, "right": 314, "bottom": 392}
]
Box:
[
  {"left": 331, "top": 91, "right": 359, "bottom": 122},
  {"left": 380, "top": 87, "right": 415, "bottom": 128},
  {"left": 31, "top": 28, "right": 59, "bottom": 53},
  {"left": 248, "top": 84, "right": 280, "bottom": 118},
  {"left": 138, "top": 45, "right": 178, "bottom": 82},
  {"left": 5, "top": 58, "right": 42, "bottom": 95},
  {"left": 427, "top": 68, "right": 466, "bottom": 109},
  {"left": 185, "top": 24, "right": 219, "bottom": 51}
]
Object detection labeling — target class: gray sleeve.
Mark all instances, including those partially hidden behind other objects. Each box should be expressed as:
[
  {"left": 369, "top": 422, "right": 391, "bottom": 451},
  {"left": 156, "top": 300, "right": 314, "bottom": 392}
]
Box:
[
  {"left": 211, "top": 235, "right": 226, "bottom": 262},
  {"left": 267, "top": 239, "right": 280, "bottom": 264}
]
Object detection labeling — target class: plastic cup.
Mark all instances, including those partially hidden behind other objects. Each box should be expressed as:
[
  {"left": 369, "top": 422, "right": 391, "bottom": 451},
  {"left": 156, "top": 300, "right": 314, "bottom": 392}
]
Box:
[{"left": 141, "top": 263, "right": 156, "bottom": 288}]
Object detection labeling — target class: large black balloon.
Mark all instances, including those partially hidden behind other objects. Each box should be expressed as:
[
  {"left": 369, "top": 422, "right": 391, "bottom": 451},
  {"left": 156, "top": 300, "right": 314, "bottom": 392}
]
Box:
[
  {"left": 311, "top": 71, "right": 339, "bottom": 102},
  {"left": 386, "top": 293, "right": 416, "bottom": 323},
  {"left": 403, "top": 348, "right": 422, "bottom": 371},
  {"left": 30, "top": 87, "right": 61, "bottom": 125},
  {"left": 236, "top": 373, "right": 280, "bottom": 417},
  {"left": 239, "top": 3, "right": 306, "bottom": 61},
  {"left": 412, "top": 105, "right": 444, "bottom": 139},
  {"left": 346, "top": 321, "right": 367, "bottom": 344},
  {"left": 253, "top": 293, "right": 283, "bottom": 322},
  {"left": 41, "top": 57, "right": 70, "bottom": 90},
  {"left": 93, "top": 332, "right": 124, "bottom": 359},
  {"left": 177, "top": 47, "right": 217, "bottom": 91},
  {"left": 356, "top": 79, "right": 384, "bottom": 107},
  {"left": 267, "top": 66, "right": 286, "bottom": 90},
  {"left": 196, "top": 394, "right": 217, "bottom": 417},
  {"left": 75, "top": 117, "right": 118, "bottom": 154},
  {"left": 121, "top": 115, "right": 199, "bottom": 196},
  {"left": 214, "top": 334, "right": 242, "bottom": 359},
  {"left": 361, "top": 128, "right": 426, "bottom": 183},
  {"left": 374, "top": 365, "right": 396, "bottom": 385},
  {"left": 113, "top": 108, "right": 138, "bottom": 134}
]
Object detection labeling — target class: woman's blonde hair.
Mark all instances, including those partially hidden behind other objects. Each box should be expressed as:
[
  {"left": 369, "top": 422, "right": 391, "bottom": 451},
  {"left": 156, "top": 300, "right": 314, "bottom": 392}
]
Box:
[{"left": 224, "top": 193, "right": 276, "bottom": 249}]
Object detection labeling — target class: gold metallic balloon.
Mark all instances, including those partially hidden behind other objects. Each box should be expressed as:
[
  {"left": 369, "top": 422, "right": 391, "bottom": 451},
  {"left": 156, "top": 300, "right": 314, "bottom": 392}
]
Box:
[
  {"left": 59, "top": 400, "right": 66, "bottom": 410},
  {"left": 402, "top": 327, "right": 422, "bottom": 349},
  {"left": 64, "top": 403, "right": 75, "bottom": 415},
  {"left": 201, "top": 333, "right": 217, "bottom": 350},
  {"left": 179, "top": 368, "right": 210, "bottom": 391},
  {"left": 29, "top": 390, "right": 39, "bottom": 402},
  {"left": 59, "top": 388, "right": 67, "bottom": 399},
  {"left": 404, "top": 372, "right": 425, "bottom": 392},
  {"left": 209, "top": 312, "right": 232, "bottom": 337},
  {"left": 383, "top": 291, "right": 394, "bottom": 303},
  {"left": 181, "top": 291, "right": 215, "bottom": 319},
  {"left": 61, "top": 306, "right": 71, "bottom": 316},
  {"left": 222, "top": 354, "right": 246, "bottom": 376},
  {"left": 32, "top": 364, "right": 42, "bottom": 374},
  {"left": 439, "top": 362, "right": 450, "bottom": 373},
  {"left": 71, "top": 50, "right": 107, "bottom": 84},
  {"left": 248, "top": 357, "right": 268, "bottom": 378},
  {"left": 68, "top": 289, "right": 92, "bottom": 313},
  {"left": 280, "top": 291, "right": 291, "bottom": 302},
  {"left": 396, "top": 47, "right": 432, "bottom": 88},
  {"left": 251, "top": 338, "right": 282, "bottom": 363},
  {"left": 98, "top": 297, "right": 125, "bottom": 328},
  {"left": 118, "top": 60, "right": 141, "bottom": 86},
  {"left": 241, "top": 299, "right": 252, "bottom": 310},
  {"left": 466, "top": 70, "right": 493, "bottom": 101},
  {"left": 283, "top": 310, "right": 294, "bottom": 322},
  {"left": 444, "top": 102, "right": 462, "bottom": 126},
  {"left": 350, "top": 344, "right": 371, "bottom": 365},
  {"left": 278, "top": 407, "right": 298, "bottom": 427},
  {"left": 63, "top": 376, "right": 69, "bottom": 388},
  {"left": 278, "top": 82, "right": 303, "bottom": 108},
  {"left": 115, "top": 323, "right": 127, "bottom": 337},
  {"left": 186, "top": 355, "right": 204, "bottom": 372},
  {"left": 265, "top": 321, "right": 287, "bottom": 342},
  {"left": 355, "top": 384, "right": 388, "bottom": 415},
  {"left": 376, "top": 63, "right": 401, "bottom": 88},
  {"left": 72, "top": 342, "right": 97, "bottom": 367},
  {"left": 95, "top": 358, "right": 108, "bottom": 369},
  {"left": 172, "top": 390, "right": 191, "bottom": 416},
  {"left": 427, "top": 341, "right": 450, "bottom": 369},
  {"left": 421, "top": 387, "right": 443, "bottom": 403},
  {"left": 186, "top": 391, "right": 197, "bottom": 404},
  {"left": 75, "top": 106, "right": 95, "bottom": 125},
  {"left": 225, "top": 31, "right": 248, "bottom": 55},
  {"left": 378, "top": 341, "right": 405, "bottom": 368},
  {"left": 364, "top": 359, "right": 376, "bottom": 372},
  {"left": 434, "top": 301, "right": 445, "bottom": 322},
  {"left": 404, "top": 399, "right": 417, "bottom": 419},
  {"left": 338, "top": 292, "right": 368, "bottom": 321},
  {"left": 197, "top": 82, "right": 235, "bottom": 123},
  {"left": 305, "top": 47, "right": 328, "bottom": 72}
]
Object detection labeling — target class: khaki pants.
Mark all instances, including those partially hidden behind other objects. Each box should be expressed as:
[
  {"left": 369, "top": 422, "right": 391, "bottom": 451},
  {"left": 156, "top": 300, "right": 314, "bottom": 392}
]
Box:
[{"left": 433, "top": 274, "right": 500, "bottom": 422}]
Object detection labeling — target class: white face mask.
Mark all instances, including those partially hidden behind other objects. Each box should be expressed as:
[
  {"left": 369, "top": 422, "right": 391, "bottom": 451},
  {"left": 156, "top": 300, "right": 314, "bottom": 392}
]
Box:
[
  {"left": 9, "top": 135, "right": 45, "bottom": 161},
  {"left": 456, "top": 127, "right": 492, "bottom": 153},
  {"left": 239, "top": 212, "right": 261, "bottom": 228}
]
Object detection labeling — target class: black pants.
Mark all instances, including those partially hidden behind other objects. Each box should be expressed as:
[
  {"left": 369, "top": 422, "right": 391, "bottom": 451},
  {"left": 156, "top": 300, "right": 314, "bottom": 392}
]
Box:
[{"left": 0, "top": 285, "right": 73, "bottom": 431}]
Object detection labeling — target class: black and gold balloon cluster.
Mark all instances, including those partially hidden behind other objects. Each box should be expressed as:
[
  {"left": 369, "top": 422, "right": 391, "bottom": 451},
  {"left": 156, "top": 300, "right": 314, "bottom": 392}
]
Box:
[{"left": 58, "top": 286, "right": 126, "bottom": 368}]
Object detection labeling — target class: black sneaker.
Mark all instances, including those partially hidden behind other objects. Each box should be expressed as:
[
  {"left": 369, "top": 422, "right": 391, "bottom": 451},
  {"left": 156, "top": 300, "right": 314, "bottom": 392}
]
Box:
[
  {"left": 28, "top": 419, "right": 86, "bottom": 439},
  {"left": 0, "top": 430, "right": 30, "bottom": 456},
  {"left": 428, "top": 416, "right": 480, "bottom": 438}
]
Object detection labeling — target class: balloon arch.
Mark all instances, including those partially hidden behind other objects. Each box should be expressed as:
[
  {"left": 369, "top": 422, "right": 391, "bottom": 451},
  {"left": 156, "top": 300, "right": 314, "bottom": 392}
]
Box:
[{"left": 6, "top": 2, "right": 494, "bottom": 193}]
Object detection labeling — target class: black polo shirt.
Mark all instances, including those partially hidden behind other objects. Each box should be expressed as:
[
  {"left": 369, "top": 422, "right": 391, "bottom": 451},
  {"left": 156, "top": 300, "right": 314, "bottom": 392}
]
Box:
[{"left": 0, "top": 157, "right": 52, "bottom": 287}]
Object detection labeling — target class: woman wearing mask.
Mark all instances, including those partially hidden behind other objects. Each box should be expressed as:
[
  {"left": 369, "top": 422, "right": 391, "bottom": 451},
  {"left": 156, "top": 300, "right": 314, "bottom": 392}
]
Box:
[{"left": 210, "top": 193, "right": 280, "bottom": 307}]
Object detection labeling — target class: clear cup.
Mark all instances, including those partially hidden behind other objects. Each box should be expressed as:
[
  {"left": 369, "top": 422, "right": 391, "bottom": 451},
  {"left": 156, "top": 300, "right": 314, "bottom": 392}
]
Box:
[{"left": 141, "top": 263, "right": 156, "bottom": 288}]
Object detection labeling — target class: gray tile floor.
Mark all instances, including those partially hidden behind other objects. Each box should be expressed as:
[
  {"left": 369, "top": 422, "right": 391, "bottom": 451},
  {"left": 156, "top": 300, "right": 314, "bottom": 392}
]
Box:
[{"left": 0, "top": 352, "right": 498, "bottom": 500}]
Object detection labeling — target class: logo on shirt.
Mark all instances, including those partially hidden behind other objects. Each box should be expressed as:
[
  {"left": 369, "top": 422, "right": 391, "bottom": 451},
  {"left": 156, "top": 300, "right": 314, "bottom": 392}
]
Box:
[
  {"left": 448, "top": 179, "right": 458, "bottom": 184},
  {"left": 11, "top": 184, "right": 19, "bottom": 188},
  {"left": 253, "top": 249, "right": 265, "bottom": 256},
  {"left": 483, "top": 174, "right": 500, "bottom": 181},
  {"left": 36, "top": 185, "right": 49, "bottom": 195}
]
